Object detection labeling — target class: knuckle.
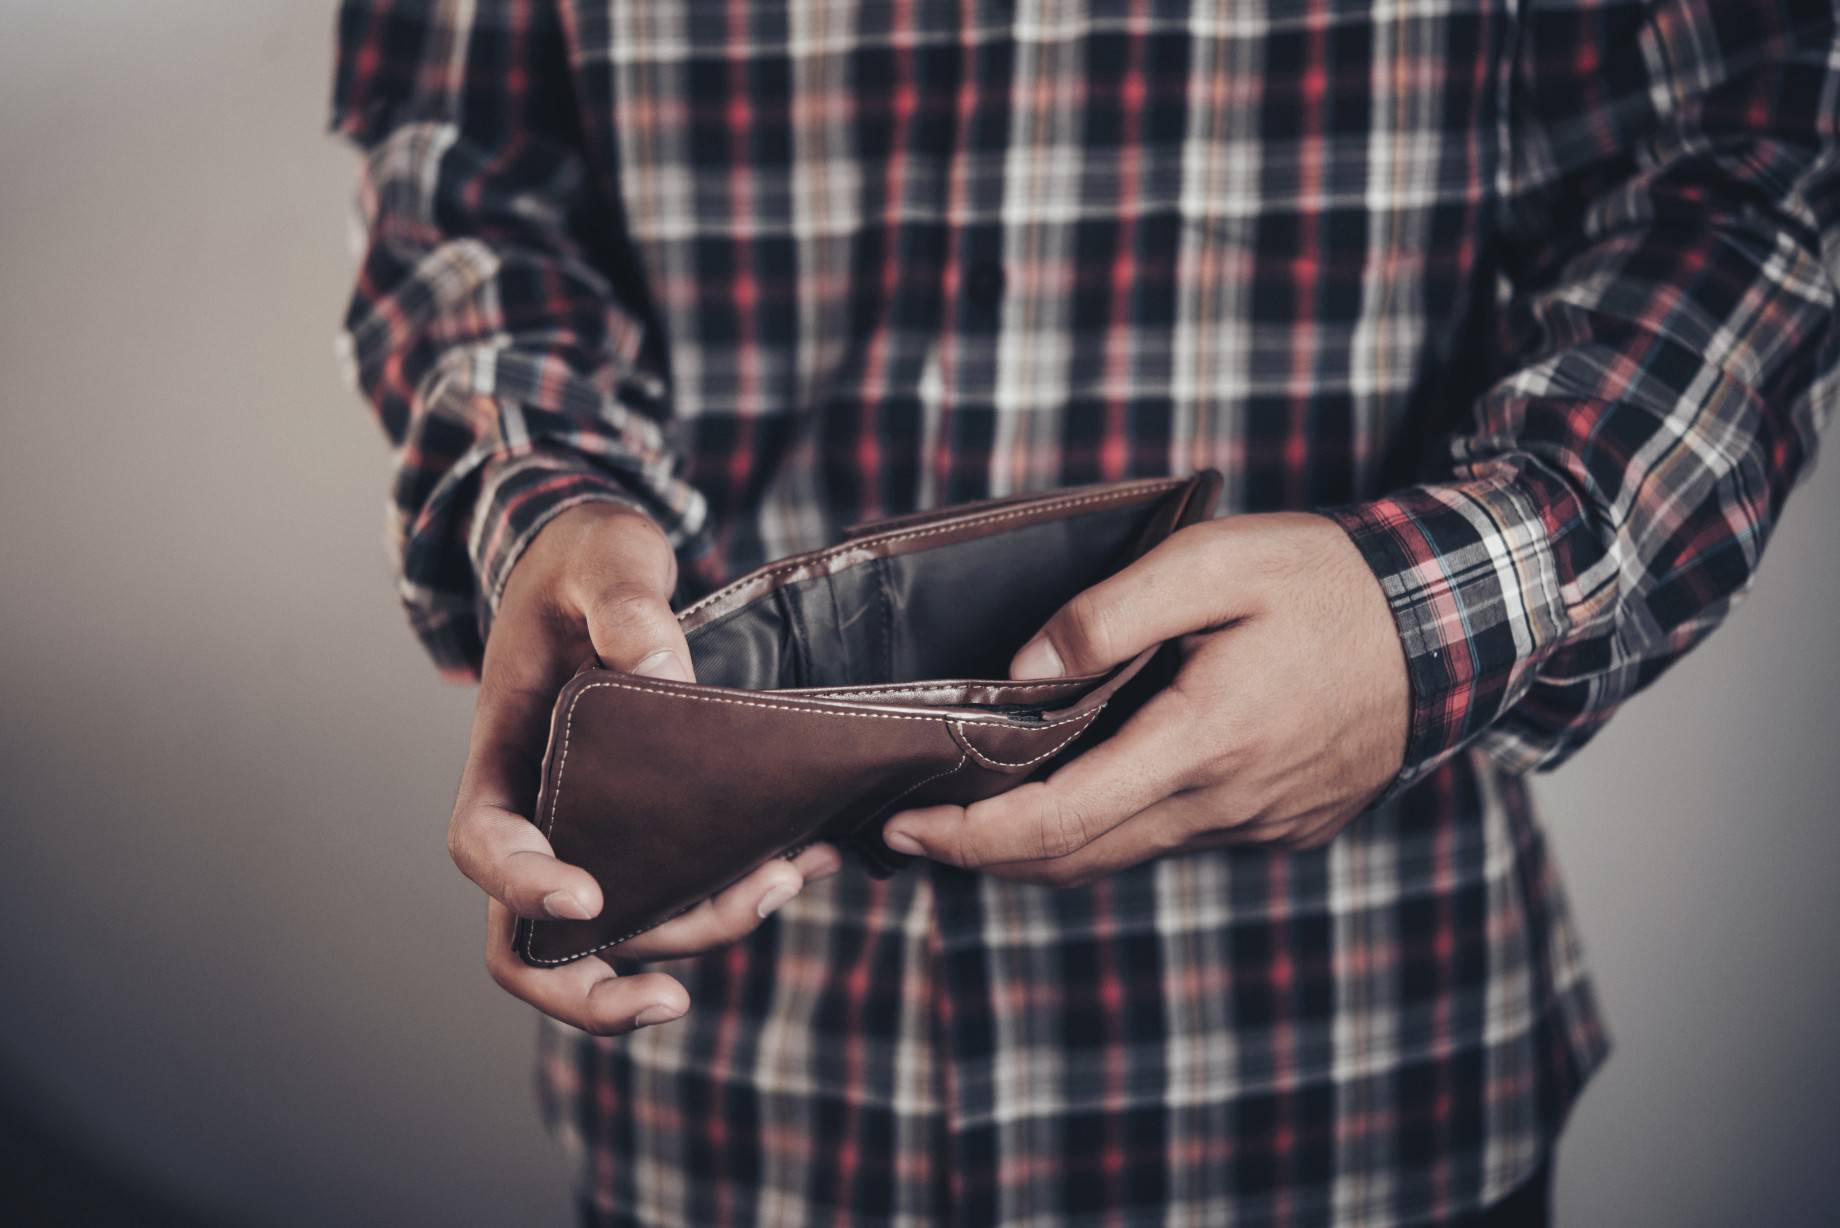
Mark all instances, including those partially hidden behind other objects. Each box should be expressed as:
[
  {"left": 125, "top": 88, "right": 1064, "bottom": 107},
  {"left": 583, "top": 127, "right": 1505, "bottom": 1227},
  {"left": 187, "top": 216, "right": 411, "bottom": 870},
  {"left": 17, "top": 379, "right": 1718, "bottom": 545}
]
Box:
[
  {"left": 1038, "top": 796, "right": 1091, "bottom": 861},
  {"left": 602, "top": 503, "right": 671, "bottom": 546},
  {"left": 581, "top": 1015, "right": 629, "bottom": 1039},
  {"left": 683, "top": 908, "right": 751, "bottom": 952},
  {"left": 944, "top": 830, "right": 986, "bottom": 869},
  {"left": 1293, "top": 817, "right": 1346, "bottom": 851},
  {"left": 1226, "top": 794, "right": 1265, "bottom": 829},
  {"left": 485, "top": 951, "right": 516, "bottom": 993},
  {"left": 713, "top": 908, "right": 760, "bottom": 944},
  {"left": 607, "top": 508, "right": 676, "bottom": 567},
  {"left": 1058, "top": 592, "right": 1119, "bottom": 665},
  {"left": 575, "top": 505, "right": 675, "bottom": 570},
  {"left": 592, "top": 586, "right": 668, "bottom": 635}
]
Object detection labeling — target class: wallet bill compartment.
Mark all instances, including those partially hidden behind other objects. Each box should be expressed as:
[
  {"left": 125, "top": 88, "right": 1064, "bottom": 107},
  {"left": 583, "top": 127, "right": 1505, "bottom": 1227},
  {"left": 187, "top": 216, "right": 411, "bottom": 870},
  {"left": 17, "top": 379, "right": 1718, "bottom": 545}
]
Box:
[{"left": 680, "top": 480, "right": 1188, "bottom": 693}]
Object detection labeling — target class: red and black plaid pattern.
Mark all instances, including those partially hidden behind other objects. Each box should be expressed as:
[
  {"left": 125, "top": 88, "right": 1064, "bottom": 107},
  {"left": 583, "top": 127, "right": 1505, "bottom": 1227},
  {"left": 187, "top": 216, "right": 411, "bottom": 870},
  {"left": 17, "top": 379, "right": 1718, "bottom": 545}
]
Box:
[{"left": 334, "top": 0, "right": 1836, "bottom": 1222}]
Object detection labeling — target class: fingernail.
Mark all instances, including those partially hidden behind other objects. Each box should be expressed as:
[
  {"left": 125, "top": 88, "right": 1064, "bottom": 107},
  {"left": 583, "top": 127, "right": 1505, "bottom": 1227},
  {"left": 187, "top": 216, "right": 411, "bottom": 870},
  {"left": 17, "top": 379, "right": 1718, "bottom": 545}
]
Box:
[
  {"left": 634, "top": 1003, "right": 684, "bottom": 1028},
  {"left": 755, "top": 882, "right": 799, "bottom": 919},
  {"left": 1010, "top": 637, "right": 1064, "bottom": 680},
  {"left": 633, "top": 649, "right": 691, "bottom": 682},
  {"left": 882, "top": 829, "right": 924, "bottom": 856},
  {"left": 542, "top": 890, "right": 593, "bottom": 920}
]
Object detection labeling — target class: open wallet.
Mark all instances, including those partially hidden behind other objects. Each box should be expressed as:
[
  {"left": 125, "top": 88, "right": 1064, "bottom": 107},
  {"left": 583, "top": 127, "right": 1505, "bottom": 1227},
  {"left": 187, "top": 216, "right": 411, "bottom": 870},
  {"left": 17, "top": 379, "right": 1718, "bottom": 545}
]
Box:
[{"left": 517, "top": 469, "right": 1223, "bottom": 966}]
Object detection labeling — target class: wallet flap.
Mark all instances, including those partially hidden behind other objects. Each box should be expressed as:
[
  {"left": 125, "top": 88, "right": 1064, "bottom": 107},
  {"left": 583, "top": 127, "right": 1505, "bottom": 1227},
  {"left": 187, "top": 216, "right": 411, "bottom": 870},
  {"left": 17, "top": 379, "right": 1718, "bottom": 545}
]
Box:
[{"left": 516, "top": 671, "right": 1119, "bottom": 965}]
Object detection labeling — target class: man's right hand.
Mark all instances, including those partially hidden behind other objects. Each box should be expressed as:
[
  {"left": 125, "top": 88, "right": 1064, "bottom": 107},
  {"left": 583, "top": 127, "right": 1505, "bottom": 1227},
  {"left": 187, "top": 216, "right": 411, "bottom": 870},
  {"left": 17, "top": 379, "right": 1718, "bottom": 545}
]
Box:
[{"left": 447, "top": 501, "right": 843, "bottom": 1035}]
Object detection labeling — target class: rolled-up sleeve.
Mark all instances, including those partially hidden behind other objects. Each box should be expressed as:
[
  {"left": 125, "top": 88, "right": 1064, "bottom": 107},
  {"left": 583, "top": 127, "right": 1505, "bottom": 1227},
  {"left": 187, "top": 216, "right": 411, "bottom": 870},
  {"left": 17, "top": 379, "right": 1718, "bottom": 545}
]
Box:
[
  {"left": 332, "top": 0, "right": 706, "bottom": 675},
  {"left": 1329, "top": 0, "right": 1840, "bottom": 787}
]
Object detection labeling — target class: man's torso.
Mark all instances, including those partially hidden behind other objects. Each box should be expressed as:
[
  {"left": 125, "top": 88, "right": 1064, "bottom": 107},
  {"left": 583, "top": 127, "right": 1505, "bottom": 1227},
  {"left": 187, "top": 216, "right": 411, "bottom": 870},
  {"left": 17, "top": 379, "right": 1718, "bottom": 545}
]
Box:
[{"left": 536, "top": 3, "right": 1608, "bottom": 1223}]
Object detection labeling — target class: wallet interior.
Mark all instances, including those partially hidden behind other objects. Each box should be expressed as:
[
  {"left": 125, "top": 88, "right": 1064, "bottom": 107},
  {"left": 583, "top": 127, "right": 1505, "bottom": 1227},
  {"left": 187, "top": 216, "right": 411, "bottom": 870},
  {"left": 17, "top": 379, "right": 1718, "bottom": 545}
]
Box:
[{"left": 683, "top": 491, "right": 1175, "bottom": 698}]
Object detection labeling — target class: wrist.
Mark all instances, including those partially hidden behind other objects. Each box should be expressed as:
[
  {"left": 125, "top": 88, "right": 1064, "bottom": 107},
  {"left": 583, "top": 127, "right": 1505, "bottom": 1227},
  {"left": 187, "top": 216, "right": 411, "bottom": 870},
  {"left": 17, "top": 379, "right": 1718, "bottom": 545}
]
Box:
[
  {"left": 520, "top": 500, "right": 671, "bottom": 573},
  {"left": 1306, "top": 512, "right": 1412, "bottom": 793},
  {"left": 1321, "top": 474, "right": 1568, "bottom": 789},
  {"left": 504, "top": 499, "right": 678, "bottom": 616},
  {"left": 469, "top": 448, "right": 665, "bottom": 616}
]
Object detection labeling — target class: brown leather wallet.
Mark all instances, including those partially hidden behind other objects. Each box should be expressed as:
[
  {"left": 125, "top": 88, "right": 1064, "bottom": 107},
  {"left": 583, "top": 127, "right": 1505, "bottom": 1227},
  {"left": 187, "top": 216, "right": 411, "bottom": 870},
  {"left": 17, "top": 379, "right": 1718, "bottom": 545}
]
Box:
[{"left": 517, "top": 470, "right": 1223, "bottom": 966}]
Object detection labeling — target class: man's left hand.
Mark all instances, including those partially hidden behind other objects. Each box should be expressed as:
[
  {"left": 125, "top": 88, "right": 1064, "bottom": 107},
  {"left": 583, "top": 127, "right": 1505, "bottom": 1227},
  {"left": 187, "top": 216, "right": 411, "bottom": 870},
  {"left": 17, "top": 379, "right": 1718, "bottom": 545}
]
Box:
[{"left": 880, "top": 512, "right": 1411, "bottom": 885}]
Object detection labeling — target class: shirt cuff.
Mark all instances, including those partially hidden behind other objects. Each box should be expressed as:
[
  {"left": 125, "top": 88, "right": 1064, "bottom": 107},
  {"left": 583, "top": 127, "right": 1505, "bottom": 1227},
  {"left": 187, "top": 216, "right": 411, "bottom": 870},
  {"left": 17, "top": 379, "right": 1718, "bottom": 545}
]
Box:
[{"left": 1323, "top": 472, "right": 1576, "bottom": 791}]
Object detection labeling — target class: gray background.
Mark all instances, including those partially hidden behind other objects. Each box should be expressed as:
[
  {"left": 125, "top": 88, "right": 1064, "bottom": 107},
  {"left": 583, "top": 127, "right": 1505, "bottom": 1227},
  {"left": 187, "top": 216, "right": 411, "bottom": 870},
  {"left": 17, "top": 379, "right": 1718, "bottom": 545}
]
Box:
[{"left": 1, "top": 4, "right": 1834, "bottom": 1225}]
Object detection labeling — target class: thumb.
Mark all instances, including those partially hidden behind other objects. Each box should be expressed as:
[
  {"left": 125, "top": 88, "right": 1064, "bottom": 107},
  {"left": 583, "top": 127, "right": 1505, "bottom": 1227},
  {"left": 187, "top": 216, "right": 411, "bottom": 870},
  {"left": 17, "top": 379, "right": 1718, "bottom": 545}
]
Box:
[
  {"left": 1009, "top": 524, "right": 1233, "bottom": 679},
  {"left": 584, "top": 585, "right": 696, "bottom": 682},
  {"left": 564, "top": 510, "right": 698, "bottom": 683}
]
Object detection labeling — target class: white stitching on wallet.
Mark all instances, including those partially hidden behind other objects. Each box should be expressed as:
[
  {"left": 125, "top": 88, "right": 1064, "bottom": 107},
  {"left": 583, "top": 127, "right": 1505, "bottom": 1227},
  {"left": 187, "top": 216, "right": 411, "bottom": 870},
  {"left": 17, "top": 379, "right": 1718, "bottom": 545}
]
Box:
[
  {"left": 952, "top": 710, "right": 1103, "bottom": 769},
  {"left": 519, "top": 681, "right": 1099, "bottom": 965},
  {"left": 554, "top": 681, "right": 1105, "bottom": 729},
  {"left": 677, "top": 480, "right": 1182, "bottom": 621},
  {"left": 859, "top": 751, "right": 969, "bottom": 832},
  {"left": 799, "top": 678, "right": 1092, "bottom": 702}
]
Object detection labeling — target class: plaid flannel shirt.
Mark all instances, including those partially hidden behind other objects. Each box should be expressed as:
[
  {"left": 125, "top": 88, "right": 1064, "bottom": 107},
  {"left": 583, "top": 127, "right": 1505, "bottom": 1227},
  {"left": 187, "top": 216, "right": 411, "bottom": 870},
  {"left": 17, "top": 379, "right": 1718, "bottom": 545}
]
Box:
[{"left": 333, "top": 0, "right": 1838, "bottom": 1223}]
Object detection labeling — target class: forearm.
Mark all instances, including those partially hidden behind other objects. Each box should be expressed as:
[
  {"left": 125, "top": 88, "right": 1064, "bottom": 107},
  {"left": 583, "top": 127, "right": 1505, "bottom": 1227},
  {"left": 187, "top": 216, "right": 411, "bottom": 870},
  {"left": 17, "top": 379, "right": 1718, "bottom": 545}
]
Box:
[{"left": 1331, "top": 0, "right": 1839, "bottom": 786}]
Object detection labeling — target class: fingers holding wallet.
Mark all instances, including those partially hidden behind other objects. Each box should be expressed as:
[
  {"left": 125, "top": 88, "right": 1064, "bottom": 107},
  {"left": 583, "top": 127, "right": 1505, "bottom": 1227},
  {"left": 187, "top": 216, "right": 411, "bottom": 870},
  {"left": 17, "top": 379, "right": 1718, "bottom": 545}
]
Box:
[{"left": 453, "top": 502, "right": 836, "bottom": 1031}]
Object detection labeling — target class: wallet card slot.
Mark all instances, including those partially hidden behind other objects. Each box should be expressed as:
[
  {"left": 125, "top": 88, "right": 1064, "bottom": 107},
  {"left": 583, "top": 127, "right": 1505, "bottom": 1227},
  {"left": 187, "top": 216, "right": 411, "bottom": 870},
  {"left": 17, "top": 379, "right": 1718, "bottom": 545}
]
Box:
[
  {"left": 950, "top": 702, "right": 1049, "bottom": 722},
  {"left": 682, "top": 586, "right": 800, "bottom": 689},
  {"left": 776, "top": 585, "right": 813, "bottom": 688},
  {"left": 818, "top": 558, "right": 893, "bottom": 687},
  {"left": 873, "top": 555, "right": 896, "bottom": 683},
  {"left": 788, "top": 676, "right": 1101, "bottom": 710}
]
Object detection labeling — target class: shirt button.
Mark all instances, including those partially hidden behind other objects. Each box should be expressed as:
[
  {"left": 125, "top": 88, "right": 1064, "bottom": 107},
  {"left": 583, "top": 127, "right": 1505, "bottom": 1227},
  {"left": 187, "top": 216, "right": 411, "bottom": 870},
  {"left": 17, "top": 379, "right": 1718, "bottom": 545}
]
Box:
[{"left": 965, "top": 261, "right": 1006, "bottom": 310}]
